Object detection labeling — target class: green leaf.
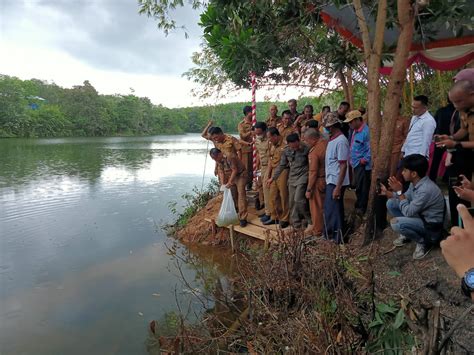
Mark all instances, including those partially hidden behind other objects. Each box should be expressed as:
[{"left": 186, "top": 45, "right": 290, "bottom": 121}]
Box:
[
  {"left": 393, "top": 309, "right": 405, "bottom": 329},
  {"left": 376, "top": 303, "right": 398, "bottom": 314},
  {"left": 388, "top": 270, "right": 401, "bottom": 277}
]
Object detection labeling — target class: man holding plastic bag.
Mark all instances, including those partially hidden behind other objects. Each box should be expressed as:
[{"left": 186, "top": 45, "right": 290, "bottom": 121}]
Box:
[{"left": 210, "top": 148, "right": 248, "bottom": 227}]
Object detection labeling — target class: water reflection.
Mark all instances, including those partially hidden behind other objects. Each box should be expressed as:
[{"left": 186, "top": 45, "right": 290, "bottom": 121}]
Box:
[
  {"left": 0, "top": 134, "right": 218, "bottom": 354},
  {"left": 0, "top": 135, "right": 213, "bottom": 188}
]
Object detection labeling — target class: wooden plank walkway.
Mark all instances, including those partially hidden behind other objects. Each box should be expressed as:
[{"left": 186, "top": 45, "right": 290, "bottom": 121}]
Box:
[{"left": 204, "top": 199, "right": 291, "bottom": 243}]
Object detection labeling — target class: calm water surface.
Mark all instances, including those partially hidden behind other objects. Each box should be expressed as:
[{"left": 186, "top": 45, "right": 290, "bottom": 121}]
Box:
[{"left": 0, "top": 134, "right": 226, "bottom": 354}]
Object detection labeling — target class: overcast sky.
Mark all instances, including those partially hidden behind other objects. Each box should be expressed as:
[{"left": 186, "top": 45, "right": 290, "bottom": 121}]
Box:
[{"left": 0, "top": 0, "right": 313, "bottom": 108}]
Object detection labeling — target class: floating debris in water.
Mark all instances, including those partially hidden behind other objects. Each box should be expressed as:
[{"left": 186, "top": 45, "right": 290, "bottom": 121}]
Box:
[
  {"left": 138, "top": 312, "right": 144, "bottom": 316},
  {"left": 152, "top": 293, "right": 160, "bottom": 297}
]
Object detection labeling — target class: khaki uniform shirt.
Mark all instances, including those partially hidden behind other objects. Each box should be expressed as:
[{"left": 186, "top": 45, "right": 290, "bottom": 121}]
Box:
[
  {"left": 269, "top": 137, "right": 285, "bottom": 173},
  {"left": 215, "top": 134, "right": 241, "bottom": 158},
  {"left": 308, "top": 139, "right": 328, "bottom": 180},
  {"left": 295, "top": 116, "right": 312, "bottom": 130},
  {"left": 277, "top": 123, "right": 295, "bottom": 143},
  {"left": 266, "top": 116, "right": 281, "bottom": 128},
  {"left": 255, "top": 135, "right": 270, "bottom": 167},
  {"left": 238, "top": 119, "right": 253, "bottom": 153},
  {"left": 392, "top": 116, "right": 409, "bottom": 154},
  {"left": 274, "top": 143, "right": 310, "bottom": 185},
  {"left": 216, "top": 154, "right": 246, "bottom": 178}
]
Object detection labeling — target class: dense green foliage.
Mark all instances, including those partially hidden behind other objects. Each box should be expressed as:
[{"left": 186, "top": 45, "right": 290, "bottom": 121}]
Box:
[{"left": 0, "top": 74, "right": 346, "bottom": 138}]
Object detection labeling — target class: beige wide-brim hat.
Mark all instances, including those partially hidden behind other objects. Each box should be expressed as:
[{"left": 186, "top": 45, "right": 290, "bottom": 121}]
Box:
[{"left": 343, "top": 110, "right": 363, "bottom": 123}]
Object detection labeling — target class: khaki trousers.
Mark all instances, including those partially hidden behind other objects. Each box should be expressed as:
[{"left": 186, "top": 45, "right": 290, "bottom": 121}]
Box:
[
  {"left": 269, "top": 169, "right": 289, "bottom": 222},
  {"left": 257, "top": 165, "right": 272, "bottom": 216},
  {"left": 230, "top": 174, "right": 248, "bottom": 220},
  {"left": 309, "top": 178, "right": 326, "bottom": 235},
  {"left": 241, "top": 151, "right": 253, "bottom": 186}
]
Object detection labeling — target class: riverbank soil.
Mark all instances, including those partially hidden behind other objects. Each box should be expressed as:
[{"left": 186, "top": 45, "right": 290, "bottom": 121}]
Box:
[
  {"left": 362, "top": 228, "right": 474, "bottom": 353},
  {"left": 174, "top": 192, "right": 473, "bottom": 352},
  {"left": 176, "top": 193, "right": 231, "bottom": 245}
]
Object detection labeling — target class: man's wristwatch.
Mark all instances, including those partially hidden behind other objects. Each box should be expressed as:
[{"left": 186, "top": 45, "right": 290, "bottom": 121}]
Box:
[
  {"left": 461, "top": 268, "right": 474, "bottom": 298},
  {"left": 396, "top": 190, "right": 403, "bottom": 196}
]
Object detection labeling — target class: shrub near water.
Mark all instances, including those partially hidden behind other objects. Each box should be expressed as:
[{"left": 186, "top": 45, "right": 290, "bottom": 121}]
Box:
[
  {"left": 166, "top": 179, "right": 219, "bottom": 232},
  {"left": 155, "top": 231, "right": 417, "bottom": 353}
]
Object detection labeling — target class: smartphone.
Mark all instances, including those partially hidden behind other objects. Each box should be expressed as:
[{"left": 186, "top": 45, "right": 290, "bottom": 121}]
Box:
[
  {"left": 449, "top": 176, "right": 463, "bottom": 187},
  {"left": 458, "top": 207, "right": 474, "bottom": 227}
]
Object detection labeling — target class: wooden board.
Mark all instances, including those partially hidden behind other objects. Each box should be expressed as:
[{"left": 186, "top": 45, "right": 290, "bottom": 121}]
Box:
[{"left": 205, "top": 210, "right": 293, "bottom": 243}]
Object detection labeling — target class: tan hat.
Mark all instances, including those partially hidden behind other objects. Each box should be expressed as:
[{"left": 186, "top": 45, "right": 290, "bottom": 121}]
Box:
[
  {"left": 344, "top": 110, "right": 363, "bottom": 123},
  {"left": 322, "top": 112, "right": 341, "bottom": 128}
]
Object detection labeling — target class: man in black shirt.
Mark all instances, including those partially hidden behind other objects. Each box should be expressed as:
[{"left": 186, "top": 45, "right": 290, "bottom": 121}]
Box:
[
  {"left": 429, "top": 99, "right": 457, "bottom": 181},
  {"left": 335, "top": 101, "right": 350, "bottom": 138}
]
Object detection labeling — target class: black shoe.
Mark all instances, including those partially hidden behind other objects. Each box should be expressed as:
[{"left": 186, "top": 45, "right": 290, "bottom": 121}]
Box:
[
  {"left": 260, "top": 215, "right": 271, "bottom": 223},
  {"left": 279, "top": 221, "right": 290, "bottom": 228},
  {"left": 239, "top": 220, "right": 248, "bottom": 227},
  {"left": 263, "top": 219, "right": 277, "bottom": 225}
]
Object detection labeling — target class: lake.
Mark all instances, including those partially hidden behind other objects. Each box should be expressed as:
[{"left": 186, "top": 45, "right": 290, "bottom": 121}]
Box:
[{"left": 0, "top": 134, "right": 227, "bottom": 354}]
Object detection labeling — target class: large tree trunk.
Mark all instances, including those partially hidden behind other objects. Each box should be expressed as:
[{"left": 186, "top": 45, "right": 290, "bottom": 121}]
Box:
[
  {"left": 346, "top": 68, "right": 355, "bottom": 110},
  {"left": 363, "top": 0, "right": 416, "bottom": 244},
  {"left": 338, "top": 69, "right": 350, "bottom": 105},
  {"left": 353, "top": 0, "right": 387, "bottom": 242}
]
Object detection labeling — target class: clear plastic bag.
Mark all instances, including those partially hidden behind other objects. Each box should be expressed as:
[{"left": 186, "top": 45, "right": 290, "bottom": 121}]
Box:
[{"left": 216, "top": 187, "right": 239, "bottom": 227}]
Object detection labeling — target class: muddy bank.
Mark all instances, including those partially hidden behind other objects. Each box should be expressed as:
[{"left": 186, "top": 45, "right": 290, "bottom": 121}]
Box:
[{"left": 172, "top": 194, "right": 473, "bottom": 352}]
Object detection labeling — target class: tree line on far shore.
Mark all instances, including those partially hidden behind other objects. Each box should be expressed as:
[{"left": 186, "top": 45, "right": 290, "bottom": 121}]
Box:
[{"left": 0, "top": 74, "right": 347, "bottom": 138}]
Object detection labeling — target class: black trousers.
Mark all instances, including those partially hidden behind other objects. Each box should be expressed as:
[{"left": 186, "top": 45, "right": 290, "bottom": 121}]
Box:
[
  {"left": 447, "top": 149, "right": 472, "bottom": 226},
  {"left": 353, "top": 165, "right": 371, "bottom": 212}
]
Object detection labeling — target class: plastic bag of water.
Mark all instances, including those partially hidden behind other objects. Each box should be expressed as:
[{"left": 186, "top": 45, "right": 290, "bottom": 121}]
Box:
[{"left": 216, "top": 187, "right": 239, "bottom": 227}]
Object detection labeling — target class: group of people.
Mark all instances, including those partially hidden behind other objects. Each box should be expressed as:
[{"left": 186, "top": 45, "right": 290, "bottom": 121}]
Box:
[
  {"left": 202, "top": 99, "right": 366, "bottom": 243},
  {"left": 202, "top": 69, "right": 474, "bottom": 300},
  {"left": 201, "top": 68, "right": 474, "bottom": 300}
]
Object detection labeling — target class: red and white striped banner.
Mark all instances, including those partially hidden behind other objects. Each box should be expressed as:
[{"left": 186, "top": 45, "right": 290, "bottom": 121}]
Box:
[{"left": 251, "top": 72, "right": 257, "bottom": 180}]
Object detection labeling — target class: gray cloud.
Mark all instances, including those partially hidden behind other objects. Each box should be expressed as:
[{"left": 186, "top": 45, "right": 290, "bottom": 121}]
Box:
[{"left": 1, "top": 0, "right": 203, "bottom": 76}]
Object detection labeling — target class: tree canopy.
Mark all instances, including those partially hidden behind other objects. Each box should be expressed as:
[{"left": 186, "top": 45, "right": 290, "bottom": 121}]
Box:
[{"left": 0, "top": 74, "right": 348, "bottom": 138}]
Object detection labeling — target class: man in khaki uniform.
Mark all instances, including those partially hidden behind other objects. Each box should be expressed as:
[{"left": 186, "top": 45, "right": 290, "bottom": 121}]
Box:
[
  {"left": 238, "top": 106, "right": 254, "bottom": 188},
  {"left": 201, "top": 125, "right": 241, "bottom": 159},
  {"left": 294, "top": 105, "right": 314, "bottom": 134},
  {"left": 304, "top": 128, "right": 328, "bottom": 236},
  {"left": 287, "top": 99, "right": 300, "bottom": 123},
  {"left": 254, "top": 122, "right": 272, "bottom": 222},
  {"left": 277, "top": 110, "right": 295, "bottom": 144},
  {"left": 210, "top": 148, "right": 248, "bottom": 227},
  {"left": 265, "top": 127, "right": 290, "bottom": 228},
  {"left": 266, "top": 104, "right": 281, "bottom": 128}
]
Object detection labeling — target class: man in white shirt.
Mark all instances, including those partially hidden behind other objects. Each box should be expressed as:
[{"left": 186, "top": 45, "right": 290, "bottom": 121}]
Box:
[{"left": 401, "top": 95, "right": 436, "bottom": 159}]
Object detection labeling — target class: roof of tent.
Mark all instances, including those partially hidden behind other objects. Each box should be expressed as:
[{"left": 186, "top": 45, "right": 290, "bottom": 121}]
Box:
[{"left": 320, "top": 4, "right": 474, "bottom": 74}]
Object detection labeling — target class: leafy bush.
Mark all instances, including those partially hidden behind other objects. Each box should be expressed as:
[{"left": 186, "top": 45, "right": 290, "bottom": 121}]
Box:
[{"left": 166, "top": 179, "right": 220, "bottom": 232}]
